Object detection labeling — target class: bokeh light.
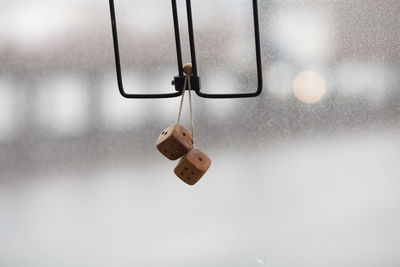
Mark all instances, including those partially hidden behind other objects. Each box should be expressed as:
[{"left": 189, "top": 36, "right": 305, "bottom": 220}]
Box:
[
  {"left": 35, "top": 75, "right": 89, "bottom": 136},
  {"left": 293, "top": 70, "right": 326, "bottom": 104},
  {"left": 335, "top": 62, "right": 390, "bottom": 103},
  {"left": 269, "top": 9, "right": 334, "bottom": 63}
]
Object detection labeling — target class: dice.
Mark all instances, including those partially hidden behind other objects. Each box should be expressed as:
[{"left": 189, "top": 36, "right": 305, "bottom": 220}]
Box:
[
  {"left": 156, "top": 123, "right": 193, "bottom": 160},
  {"left": 174, "top": 147, "right": 211, "bottom": 185}
]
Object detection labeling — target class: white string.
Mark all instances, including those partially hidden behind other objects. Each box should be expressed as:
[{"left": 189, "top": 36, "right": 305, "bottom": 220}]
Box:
[
  {"left": 187, "top": 74, "right": 194, "bottom": 146},
  {"left": 176, "top": 73, "right": 195, "bottom": 146},
  {"left": 176, "top": 75, "right": 188, "bottom": 124}
]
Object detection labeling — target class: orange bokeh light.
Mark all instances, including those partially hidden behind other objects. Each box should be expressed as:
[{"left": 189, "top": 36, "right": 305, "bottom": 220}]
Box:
[{"left": 293, "top": 70, "right": 326, "bottom": 104}]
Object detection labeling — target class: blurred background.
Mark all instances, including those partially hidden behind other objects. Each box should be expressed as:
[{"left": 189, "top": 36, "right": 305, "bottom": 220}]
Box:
[{"left": 1, "top": 0, "right": 400, "bottom": 266}]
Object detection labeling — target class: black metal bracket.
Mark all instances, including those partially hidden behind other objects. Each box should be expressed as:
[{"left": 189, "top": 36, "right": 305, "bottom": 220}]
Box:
[
  {"left": 172, "top": 75, "right": 201, "bottom": 92},
  {"left": 108, "top": 0, "right": 262, "bottom": 98}
]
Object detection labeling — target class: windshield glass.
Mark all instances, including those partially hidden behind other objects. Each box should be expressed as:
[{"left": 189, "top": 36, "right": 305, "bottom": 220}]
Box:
[{"left": 1, "top": 0, "right": 399, "bottom": 266}]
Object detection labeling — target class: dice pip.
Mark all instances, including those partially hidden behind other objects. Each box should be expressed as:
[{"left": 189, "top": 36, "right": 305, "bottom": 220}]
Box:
[
  {"left": 174, "top": 147, "right": 211, "bottom": 185},
  {"left": 156, "top": 124, "right": 193, "bottom": 160}
]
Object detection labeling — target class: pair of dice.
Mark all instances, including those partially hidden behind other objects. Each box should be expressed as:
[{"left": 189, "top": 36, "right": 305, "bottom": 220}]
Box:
[{"left": 156, "top": 124, "right": 211, "bottom": 185}]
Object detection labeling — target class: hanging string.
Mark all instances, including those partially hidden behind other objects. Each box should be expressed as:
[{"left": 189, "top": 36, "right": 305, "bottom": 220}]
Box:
[
  {"left": 187, "top": 73, "right": 194, "bottom": 146},
  {"left": 176, "top": 75, "right": 188, "bottom": 125},
  {"left": 176, "top": 73, "right": 195, "bottom": 146}
]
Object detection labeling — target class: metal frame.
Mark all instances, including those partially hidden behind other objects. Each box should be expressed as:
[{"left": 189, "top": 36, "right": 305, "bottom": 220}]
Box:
[{"left": 108, "top": 0, "right": 262, "bottom": 98}]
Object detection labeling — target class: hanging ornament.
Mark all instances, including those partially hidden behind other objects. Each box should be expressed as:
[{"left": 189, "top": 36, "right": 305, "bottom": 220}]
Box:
[{"left": 156, "top": 63, "right": 211, "bottom": 185}]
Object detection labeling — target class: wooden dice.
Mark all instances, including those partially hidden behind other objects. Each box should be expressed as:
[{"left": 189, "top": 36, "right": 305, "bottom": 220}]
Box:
[
  {"left": 156, "top": 123, "right": 193, "bottom": 160},
  {"left": 174, "top": 147, "right": 211, "bottom": 185}
]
